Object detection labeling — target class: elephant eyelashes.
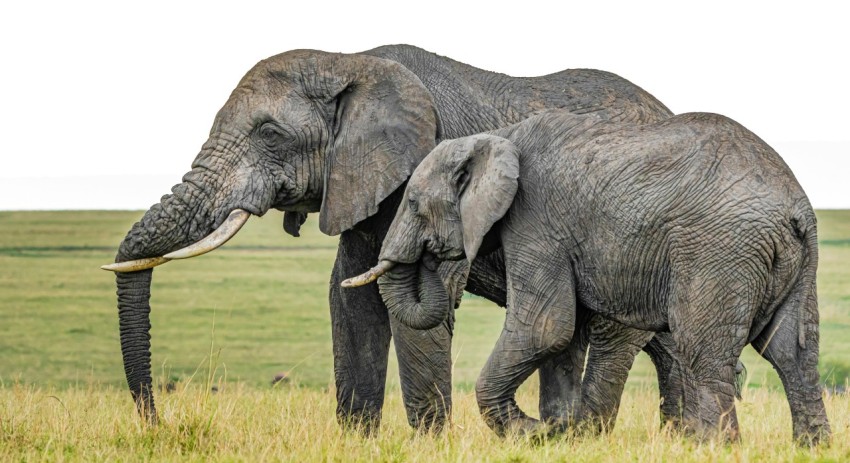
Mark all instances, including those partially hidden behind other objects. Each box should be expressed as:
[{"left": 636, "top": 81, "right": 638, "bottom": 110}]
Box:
[
  {"left": 456, "top": 170, "right": 470, "bottom": 196},
  {"left": 258, "top": 123, "right": 284, "bottom": 148}
]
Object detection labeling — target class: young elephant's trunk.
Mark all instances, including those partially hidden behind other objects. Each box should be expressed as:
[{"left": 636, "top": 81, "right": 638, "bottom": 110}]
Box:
[
  {"left": 342, "top": 194, "right": 466, "bottom": 330},
  {"left": 378, "top": 261, "right": 451, "bottom": 330}
]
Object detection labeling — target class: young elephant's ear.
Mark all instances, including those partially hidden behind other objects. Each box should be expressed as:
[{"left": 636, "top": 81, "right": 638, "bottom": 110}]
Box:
[
  {"left": 319, "top": 56, "right": 440, "bottom": 236},
  {"left": 457, "top": 135, "right": 520, "bottom": 261}
]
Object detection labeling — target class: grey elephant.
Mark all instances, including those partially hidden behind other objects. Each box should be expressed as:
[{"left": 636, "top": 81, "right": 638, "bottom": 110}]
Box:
[
  {"left": 345, "top": 110, "right": 830, "bottom": 444},
  {"left": 102, "top": 44, "right": 697, "bottom": 432}
]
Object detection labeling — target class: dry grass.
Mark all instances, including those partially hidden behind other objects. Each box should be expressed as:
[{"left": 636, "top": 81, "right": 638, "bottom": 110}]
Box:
[{"left": 2, "top": 381, "right": 848, "bottom": 462}]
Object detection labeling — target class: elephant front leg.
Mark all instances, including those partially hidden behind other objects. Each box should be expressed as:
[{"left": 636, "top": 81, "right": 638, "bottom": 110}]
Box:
[
  {"left": 468, "top": 250, "right": 590, "bottom": 427},
  {"left": 329, "top": 230, "right": 392, "bottom": 435},
  {"left": 476, "top": 247, "right": 577, "bottom": 437}
]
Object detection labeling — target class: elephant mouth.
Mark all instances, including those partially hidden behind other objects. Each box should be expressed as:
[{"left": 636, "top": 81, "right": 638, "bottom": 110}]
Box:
[
  {"left": 426, "top": 241, "right": 465, "bottom": 262},
  {"left": 273, "top": 196, "right": 322, "bottom": 213},
  {"left": 101, "top": 208, "right": 251, "bottom": 273},
  {"left": 433, "top": 248, "right": 465, "bottom": 262}
]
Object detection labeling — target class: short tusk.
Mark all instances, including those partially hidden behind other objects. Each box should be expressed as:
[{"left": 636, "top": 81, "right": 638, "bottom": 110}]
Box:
[
  {"left": 341, "top": 260, "right": 396, "bottom": 288},
  {"left": 101, "top": 256, "right": 170, "bottom": 273},
  {"left": 163, "top": 209, "right": 251, "bottom": 260}
]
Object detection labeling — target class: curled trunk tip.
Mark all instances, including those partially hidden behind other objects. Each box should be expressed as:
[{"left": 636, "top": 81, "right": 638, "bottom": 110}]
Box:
[{"left": 379, "top": 261, "right": 451, "bottom": 331}]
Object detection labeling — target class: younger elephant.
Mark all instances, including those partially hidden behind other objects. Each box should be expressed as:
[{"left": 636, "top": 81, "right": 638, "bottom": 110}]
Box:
[{"left": 345, "top": 111, "right": 830, "bottom": 444}]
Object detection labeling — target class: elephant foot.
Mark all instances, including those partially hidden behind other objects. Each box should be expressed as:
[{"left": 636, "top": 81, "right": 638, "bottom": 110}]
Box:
[
  {"left": 485, "top": 412, "right": 568, "bottom": 442},
  {"left": 480, "top": 402, "right": 536, "bottom": 439},
  {"left": 407, "top": 406, "right": 449, "bottom": 434},
  {"left": 571, "top": 413, "right": 614, "bottom": 437},
  {"left": 572, "top": 400, "right": 627, "bottom": 436},
  {"left": 500, "top": 416, "right": 550, "bottom": 440},
  {"left": 679, "top": 416, "right": 740, "bottom": 444},
  {"left": 337, "top": 408, "right": 382, "bottom": 437},
  {"left": 794, "top": 426, "right": 831, "bottom": 448},
  {"left": 658, "top": 399, "right": 684, "bottom": 432},
  {"left": 793, "top": 414, "right": 831, "bottom": 447}
]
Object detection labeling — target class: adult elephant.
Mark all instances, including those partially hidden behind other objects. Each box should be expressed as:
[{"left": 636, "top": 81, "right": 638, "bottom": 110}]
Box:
[{"left": 103, "top": 44, "right": 680, "bottom": 432}]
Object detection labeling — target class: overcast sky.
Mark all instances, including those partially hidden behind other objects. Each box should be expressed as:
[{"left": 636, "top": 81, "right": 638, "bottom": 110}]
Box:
[{"left": 1, "top": 1, "right": 847, "bottom": 209}]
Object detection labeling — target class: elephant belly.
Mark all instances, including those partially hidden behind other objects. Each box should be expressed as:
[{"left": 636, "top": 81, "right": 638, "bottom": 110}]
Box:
[
  {"left": 581, "top": 296, "right": 669, "bottom": 332},
  {"left": 572, "top": 257, "right": 670, "bottom": 332}
]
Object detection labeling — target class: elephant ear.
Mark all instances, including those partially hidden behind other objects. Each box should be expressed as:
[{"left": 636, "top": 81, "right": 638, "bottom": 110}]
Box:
[
  {"left": 319, "top": 56, "right": 439, "bottom": 236},
  {"left": 457, "top": 135, "right": 520, "bottom": 262}
]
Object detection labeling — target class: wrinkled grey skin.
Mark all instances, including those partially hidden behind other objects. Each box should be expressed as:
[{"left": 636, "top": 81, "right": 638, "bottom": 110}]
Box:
[
  {"left": 375, "top": 111, "right": 830, "bottom": 444},
  {"left": 112, "top": 44, "right": 687, "bottom": 432}
]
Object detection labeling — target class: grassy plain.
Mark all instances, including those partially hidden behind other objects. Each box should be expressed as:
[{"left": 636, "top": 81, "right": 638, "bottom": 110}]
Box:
[{"left": 0, "top": 210, "right": 848, "bottom": 461}]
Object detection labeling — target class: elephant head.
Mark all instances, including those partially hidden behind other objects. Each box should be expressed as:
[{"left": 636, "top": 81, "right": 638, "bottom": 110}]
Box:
[
  {"left": 103, "top": 50, "right": 440, "bottom": 422},
  {"left": 343, "top": 134, "right": 519, "bottom": 329}
]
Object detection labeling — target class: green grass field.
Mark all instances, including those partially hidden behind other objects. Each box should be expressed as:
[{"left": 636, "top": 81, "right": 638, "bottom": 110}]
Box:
[{"left": 1, "top": 210, "right": 848, "bottom": 461}]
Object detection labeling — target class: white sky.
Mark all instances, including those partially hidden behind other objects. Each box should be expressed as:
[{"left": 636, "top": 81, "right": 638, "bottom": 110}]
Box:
[{"left": 1, "top": 1, "right": 847, "bottom": 209}]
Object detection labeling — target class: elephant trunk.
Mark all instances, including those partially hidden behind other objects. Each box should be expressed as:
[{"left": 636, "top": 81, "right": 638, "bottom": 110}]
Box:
[
  {"left": 113, "top": 162, "right": 224, "bottom": 422},
  {"left": 378, "top": 257, "right": 451, "bottom": 331},
  {"left": 345, "top": 198, "right": 461, "bottom": 330},
  {"left": 115, "top": 269, "right": 156, "bottom": 422}
]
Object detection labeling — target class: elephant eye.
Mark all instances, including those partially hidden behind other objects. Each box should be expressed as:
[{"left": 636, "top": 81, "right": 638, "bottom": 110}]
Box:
[{"left": 258, "top": 123, "right": 284, "bottom": 148}]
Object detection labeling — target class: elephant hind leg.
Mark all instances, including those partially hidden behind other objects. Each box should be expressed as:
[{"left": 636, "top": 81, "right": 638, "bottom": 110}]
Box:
[
  {"left": 672, "top": 329, "right": 747, "bottom": 442},
  {"left": 750, "top": 281, "right": 830, "bottom": 446},
  {"left": 642, "top": 332, "right": 752, "bottom": 430},
  {"left": 668, "top": 271, "right": 756, "bottom": 442},
  {"left": 538, "top": 307, "right": 591, "bottom": 427},
  {"left": 642, "top": 331, "right": 686, "bottom": 427},
  {"left": 579, "top": 316, "right": 654, "bottom": 434}
]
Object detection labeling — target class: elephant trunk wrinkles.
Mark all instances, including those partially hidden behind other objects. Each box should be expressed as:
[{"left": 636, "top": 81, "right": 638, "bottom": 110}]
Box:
[
  {"left": 115, "top": 269, "right": 156, "bottom": 421},
  {"left": 113, "top": 160, "right": 224, "bottom": 422},
  {"left": 379, "top": 260, "right": 451, "bottom": 331}
]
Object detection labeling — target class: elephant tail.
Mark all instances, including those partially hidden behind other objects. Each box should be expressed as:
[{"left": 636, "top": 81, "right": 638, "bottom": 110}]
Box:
[{"left": 790, "top": 202, "right": 819, "bottom": 350}]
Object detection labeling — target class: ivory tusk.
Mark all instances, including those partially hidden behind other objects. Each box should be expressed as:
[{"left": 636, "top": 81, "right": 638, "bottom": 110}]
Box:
[
  {"left": 163, "top": 209, "right": 251, "bottom": 260},
  {"left": 101, "top": 256, "right": 171, "bottom": 273},
  {"left": 341, "top": 260, "right": 396, "bottom": 288}
]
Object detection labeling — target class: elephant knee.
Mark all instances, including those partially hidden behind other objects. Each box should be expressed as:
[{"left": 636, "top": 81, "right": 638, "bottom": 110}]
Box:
[
  {"left": 475, "top": 375, "right": 496, "bottom": 409},
  {"left": 475, "top": 374, "right": 510, "bottom": 417}
]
